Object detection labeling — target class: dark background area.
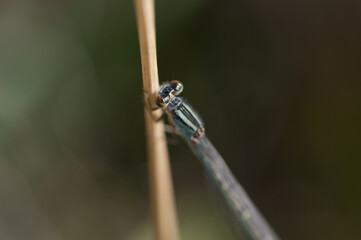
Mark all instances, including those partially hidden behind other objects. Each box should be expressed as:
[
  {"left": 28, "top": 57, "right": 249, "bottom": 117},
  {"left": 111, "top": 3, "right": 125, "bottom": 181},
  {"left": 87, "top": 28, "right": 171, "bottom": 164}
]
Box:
[{"left": 0, "top": 0, "right": 360, "bottom": 239}]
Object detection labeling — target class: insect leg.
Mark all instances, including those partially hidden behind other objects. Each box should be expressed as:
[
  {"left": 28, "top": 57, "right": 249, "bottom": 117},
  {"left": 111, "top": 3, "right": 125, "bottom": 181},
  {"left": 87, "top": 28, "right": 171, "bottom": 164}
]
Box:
[
  {"left": 143, "top": 90, "right": 164, "bottom": 121},
  {"left": 166, "top": 115, "right": 179, "bottom": 145}
]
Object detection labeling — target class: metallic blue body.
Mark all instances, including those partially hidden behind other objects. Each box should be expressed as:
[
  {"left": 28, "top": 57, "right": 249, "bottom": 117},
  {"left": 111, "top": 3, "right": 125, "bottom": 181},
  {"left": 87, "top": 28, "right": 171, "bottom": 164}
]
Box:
[
  {"left": 154, "top": 81, "right": 280, "bottom": 240},
  {"left": 165, "top": 97, "right": 204, "bottom": 142}
]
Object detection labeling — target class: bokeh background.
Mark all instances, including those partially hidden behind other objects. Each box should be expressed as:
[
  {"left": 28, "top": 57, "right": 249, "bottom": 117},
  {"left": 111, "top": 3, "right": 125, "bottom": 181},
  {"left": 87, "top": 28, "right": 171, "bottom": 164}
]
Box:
[{"left": 0, "top": 0, "right": 360, "bottom": 239}]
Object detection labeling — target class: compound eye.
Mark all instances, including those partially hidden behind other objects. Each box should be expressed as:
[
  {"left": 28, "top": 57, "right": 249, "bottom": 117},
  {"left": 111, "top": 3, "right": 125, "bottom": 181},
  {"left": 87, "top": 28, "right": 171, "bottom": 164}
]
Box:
[
  {"left": 170, "top": 80, "right": 183, "bottom": 95},
  {"left": 156, "top": 95, "right": 168, "bottom": 108}
]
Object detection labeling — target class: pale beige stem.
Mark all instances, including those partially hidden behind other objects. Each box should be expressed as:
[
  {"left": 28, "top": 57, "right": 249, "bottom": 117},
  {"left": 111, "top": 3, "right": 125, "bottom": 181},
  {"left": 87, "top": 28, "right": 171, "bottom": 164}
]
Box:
[{"left": 134, "top": 0, "right": 180, "bottom": 240}]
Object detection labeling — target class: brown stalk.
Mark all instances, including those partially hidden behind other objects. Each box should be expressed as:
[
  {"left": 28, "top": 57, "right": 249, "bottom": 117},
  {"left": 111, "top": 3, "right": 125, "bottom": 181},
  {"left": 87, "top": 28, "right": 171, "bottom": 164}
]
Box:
[{"left": 134, "top": 0, "right": 180, "bottom": 239}]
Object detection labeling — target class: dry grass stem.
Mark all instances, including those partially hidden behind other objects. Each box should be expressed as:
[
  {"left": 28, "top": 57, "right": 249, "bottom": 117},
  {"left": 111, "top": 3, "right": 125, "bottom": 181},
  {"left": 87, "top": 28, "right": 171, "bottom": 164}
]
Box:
[{"left": 134, "top": 0, "right": 180, "bottom": 239}]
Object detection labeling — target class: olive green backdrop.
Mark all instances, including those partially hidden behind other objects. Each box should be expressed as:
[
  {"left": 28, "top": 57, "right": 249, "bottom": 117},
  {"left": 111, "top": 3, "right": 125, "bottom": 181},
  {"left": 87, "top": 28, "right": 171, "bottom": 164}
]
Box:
[{"left": 0, "top": 0, "right": 360, "bottom": 239}]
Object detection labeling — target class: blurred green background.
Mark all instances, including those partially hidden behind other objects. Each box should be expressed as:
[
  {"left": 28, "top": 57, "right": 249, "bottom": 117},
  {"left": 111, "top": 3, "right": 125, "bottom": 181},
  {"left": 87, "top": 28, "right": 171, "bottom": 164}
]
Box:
[{"left": 0, "top": 0, "right": 360, "bottom": 239}]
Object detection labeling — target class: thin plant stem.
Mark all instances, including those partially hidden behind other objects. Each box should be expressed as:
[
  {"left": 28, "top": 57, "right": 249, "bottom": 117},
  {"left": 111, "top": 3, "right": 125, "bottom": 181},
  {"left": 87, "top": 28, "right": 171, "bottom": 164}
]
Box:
[{"left": 134, "top": 0, "right": 180, "bottom": 240}]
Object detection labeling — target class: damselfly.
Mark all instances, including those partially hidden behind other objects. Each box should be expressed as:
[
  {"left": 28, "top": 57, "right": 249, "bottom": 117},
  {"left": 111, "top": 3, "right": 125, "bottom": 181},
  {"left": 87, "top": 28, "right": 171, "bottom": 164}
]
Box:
[{"left": 151, "top": 80, "right": 281, "bottom": 240}]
